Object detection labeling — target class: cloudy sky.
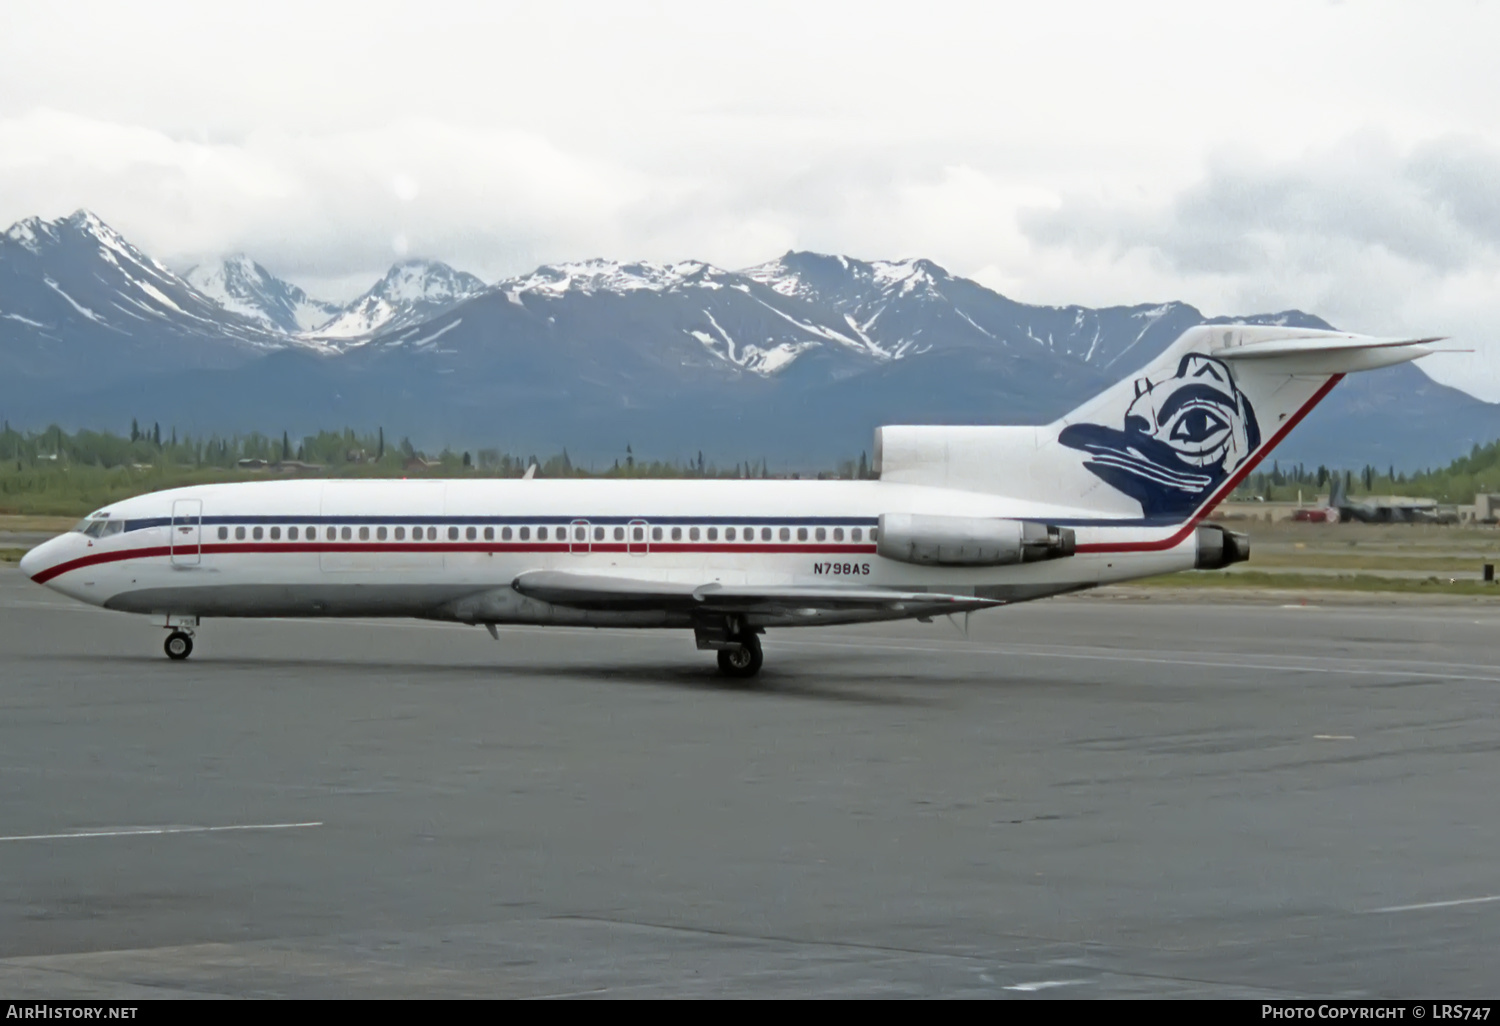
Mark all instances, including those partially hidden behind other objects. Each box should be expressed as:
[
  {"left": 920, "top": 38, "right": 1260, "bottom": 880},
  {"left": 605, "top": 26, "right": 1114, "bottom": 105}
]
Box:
[{"left": 5, "top": 0, "right": 1500, "bottom": 394}]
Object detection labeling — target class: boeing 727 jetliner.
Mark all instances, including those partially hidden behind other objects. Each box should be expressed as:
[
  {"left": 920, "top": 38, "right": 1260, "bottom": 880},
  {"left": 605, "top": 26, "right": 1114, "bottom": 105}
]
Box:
[{"left": 20, "top": 326, "right": 1435, "bottom": 677}]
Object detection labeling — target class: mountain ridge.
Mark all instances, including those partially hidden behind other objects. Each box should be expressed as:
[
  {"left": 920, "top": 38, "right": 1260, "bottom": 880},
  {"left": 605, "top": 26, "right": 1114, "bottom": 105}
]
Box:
[{"left": 0, "top": 209, "right": 1493, "bottom": 470}]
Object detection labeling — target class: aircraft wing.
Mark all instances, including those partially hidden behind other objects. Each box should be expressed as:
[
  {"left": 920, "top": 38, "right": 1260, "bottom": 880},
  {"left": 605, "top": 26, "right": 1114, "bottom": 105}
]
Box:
[{"left": 510, "top": 570, "right": 1004, "bottom": 615}]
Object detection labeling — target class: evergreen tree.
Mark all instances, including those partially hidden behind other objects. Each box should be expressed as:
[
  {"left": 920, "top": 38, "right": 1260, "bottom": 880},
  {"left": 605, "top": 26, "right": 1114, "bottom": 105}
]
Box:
[
  {"left": 282, "top": 431, "right": 290, "bottom": 460},
  {"left": 377, "top": 427, "right": 384, "bottom": 462},
  {"left": 626, "top": 444, "right": 634, "bottom": 471},
  {"left": 858, "top": 451, "right": 869, "bottom": 479},
  {"left": 130, "top": 418, "right": 140, "bottom": 443},
  {"left": 462, "top": 451, "right": 472, "bottom": 468}
]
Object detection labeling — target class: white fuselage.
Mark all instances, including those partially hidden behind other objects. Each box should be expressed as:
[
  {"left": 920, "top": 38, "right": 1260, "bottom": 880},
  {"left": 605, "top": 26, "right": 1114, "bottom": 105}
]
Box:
[{"left": 20, "top": 477, "right": 1199, "bottom": 629}]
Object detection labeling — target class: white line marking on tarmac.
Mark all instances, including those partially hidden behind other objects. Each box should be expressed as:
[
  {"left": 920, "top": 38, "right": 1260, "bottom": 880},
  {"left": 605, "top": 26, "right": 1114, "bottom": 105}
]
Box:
[
  {"left": 1003, "top": 979, "right": 1088, "bottom": 991},
  {"left": 1364, "top": 895, "right": 1500, "bottom": 914},
  {"left": 779, "top": 638, "right": 1500, "bottom": 685},
  {"left": 1313, "top": 735, "right": 1356, "bottom": 740},
  {"left": 0, "top": 821, "right": 323, "bottom": 842}
]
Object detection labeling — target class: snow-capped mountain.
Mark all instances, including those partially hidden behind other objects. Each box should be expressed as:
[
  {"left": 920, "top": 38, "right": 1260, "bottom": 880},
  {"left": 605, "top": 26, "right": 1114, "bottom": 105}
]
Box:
[
  {"left": 186, "top": 255, "right": 342, "bottom": 333},
  {"left": 0, "top": 209, "right": 307, "bottom": 382},
  {"left": 3, "top": 210, "right": 1497, "bottom": 471},
  {"left": 313, "top": 259, "right": 485, "bottom": 340}
]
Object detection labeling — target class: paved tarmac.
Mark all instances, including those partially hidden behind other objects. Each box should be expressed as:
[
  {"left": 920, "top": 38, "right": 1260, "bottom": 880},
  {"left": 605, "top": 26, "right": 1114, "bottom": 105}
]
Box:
[{"left": 1, "top": 565, "right": 1498, "bottom": 998}]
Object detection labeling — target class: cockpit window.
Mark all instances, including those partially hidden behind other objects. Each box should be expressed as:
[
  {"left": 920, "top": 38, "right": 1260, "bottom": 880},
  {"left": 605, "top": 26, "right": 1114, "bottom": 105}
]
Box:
[
  {"left": 102, "top": 520, "right": 124, "bottom": 536},
  {"left": 83, "top": 520, "right": 109, "bottom": 538}
]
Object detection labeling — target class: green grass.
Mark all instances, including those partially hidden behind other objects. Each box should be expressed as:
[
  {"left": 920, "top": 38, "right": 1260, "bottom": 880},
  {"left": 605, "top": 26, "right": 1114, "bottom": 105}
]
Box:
[
  {"left": 1238, "top": 552, "right": 1500, "bottom": 572},
  {"left": 1133, "top": 570, "right": 1500, "bottom": 596},
  {"left": 0, "top": 548, "right": 29, "bottom": 564}
]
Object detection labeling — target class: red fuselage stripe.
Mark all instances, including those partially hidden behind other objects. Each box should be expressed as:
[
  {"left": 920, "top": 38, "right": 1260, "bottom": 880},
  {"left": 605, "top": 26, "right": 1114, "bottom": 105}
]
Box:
[{"left": 29, "top": 543, "right": 882, "bottom": 584}]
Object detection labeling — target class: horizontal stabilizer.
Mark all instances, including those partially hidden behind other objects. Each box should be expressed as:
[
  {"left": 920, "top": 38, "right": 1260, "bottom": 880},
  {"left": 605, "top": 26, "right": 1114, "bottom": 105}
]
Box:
[{"left": 1211, "top": 333, "right": 1441, "bottom": 372}]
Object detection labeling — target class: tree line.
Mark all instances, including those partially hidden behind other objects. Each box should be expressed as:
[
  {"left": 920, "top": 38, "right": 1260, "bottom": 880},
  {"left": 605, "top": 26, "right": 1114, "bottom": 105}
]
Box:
[
  {"left": 8, "top": 417, "right": 1497, "bottom": 517},
  {"left": 0, "top": 421, "right": 882, "bottom": 515}
]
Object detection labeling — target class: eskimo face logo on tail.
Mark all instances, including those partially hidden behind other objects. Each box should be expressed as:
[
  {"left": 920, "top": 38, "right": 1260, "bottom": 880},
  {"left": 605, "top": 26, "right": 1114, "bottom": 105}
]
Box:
[{"left": 1058, "top": 353, "right": 1260, "bottom": 518}]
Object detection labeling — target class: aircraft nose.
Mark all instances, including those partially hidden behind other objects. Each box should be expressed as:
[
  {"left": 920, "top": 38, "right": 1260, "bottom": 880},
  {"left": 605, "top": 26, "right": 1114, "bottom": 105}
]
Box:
[{"left": 18, "top": 543, "right": 43, "bottom": 580}]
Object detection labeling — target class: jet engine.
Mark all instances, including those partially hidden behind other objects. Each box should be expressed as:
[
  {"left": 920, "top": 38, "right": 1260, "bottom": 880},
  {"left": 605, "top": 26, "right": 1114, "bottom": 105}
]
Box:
[
  {"left": 877, "top": 513, "right": 1075, "bottom": 567},
  {"left": 1194, "top": 524, "right": 1250, "bottom": 569}
]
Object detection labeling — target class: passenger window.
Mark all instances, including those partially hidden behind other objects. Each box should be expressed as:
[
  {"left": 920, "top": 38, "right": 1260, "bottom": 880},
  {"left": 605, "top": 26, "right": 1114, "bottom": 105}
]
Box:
[
  {"left": 448, "top": 526, "right": 459, "bottom": 541},
  {"left": 575, "top": 526, "right": 586, "bottom": 541},
  {"left": 341, "top": 526, "right": 352, "bottom": 541},
  {"left": 236, "top": 526, "right": 246, "bottom": 540},
  {"left": 833, "top": 527, "right": 844, "bottom": 541},
  {"left": 270, "top": 526, "right": 281, "bottom": 540},
  {"left": 871, "top": 528, "right": 879, "bottom": 542},
  {"left": 289, "top": 527, "right": 299, "bottom": 541},
  {"left": 851, "top": 528, "right": 862, "bottom": 542},
  {"left": 218, "top": 527, "right": 228, "bottom": 540},
  {"left": 652, "top": 527, "right": 662, "bottom": 541},
  {"left": 633, "top": 526, "right": 644, "bottom": 541},
  {"left": 594, "top": 526, "right": 604, "bottom": 541},
  {"left": 467, "top": 526, "right": 477, "bottom": 541},
  {"left": 484, "top": 526, "right": 494, "bottom": 541},
  {"left": 671, "top": 527, "right": 682, "bottom": 541},
  {"left": 393, "top": 526, "right": 404, "bottom": 541},
  {"left": 305, "top": 526, "right": 314, "bottom": 539},
  {"left": 689, "top": 527, "right": 700, "bottom": 541},
  {"left": 359, "top": 526, "right": 370, "bottom": 541},
  {"left": 253, "top": 526, "right": 264, "bottom": 541},
  {"left": 427, "top": 527, "right": 437, "bottom": 541},
  {"left": 762, "top": 527, "right": 773, "bottom": 541},
  {"left": 779, "top": 527, "right": 790, "bottom": 542},
  {"left": 327, "top": 527, "right": 337, "bottom": 541},
  {"left": 538, "top": 526, "right": 548, "bottom": 541},
  {"left": 614, "top": 526, "right": 625, "bottom": 541},
  {"left": 725, "top": 527, "right": 736, "bottom": 541},
  {"left": 502, "top": 527, "right": 513, "bottom": 541},
  {"left": 797, "top": 528, "right": 808, "bottom": 541},
  {"left": 815, "top": 527, "right": 825, "bottom": 542},
  {"left": 706, "top": 527, "right": 718, "bottom": 541},
  {"left": 519, "top": 526, "right": 530, "bottom": 541},
  {"left": 377, "top": 527, "right": 387, "bottom": 541}
]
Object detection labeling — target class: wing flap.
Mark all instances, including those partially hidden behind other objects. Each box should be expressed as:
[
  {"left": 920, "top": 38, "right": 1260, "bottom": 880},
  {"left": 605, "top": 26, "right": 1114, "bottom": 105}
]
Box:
[{"left": 511, "top": 570, "right": 1003, "bottom": 614}]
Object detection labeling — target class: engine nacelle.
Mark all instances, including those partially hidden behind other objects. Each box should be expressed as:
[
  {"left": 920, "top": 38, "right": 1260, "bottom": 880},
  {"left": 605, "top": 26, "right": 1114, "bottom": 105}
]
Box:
[
  {"left": 877, "top": 513, "right": 1075, "bottom": 567},
  {"left": 1195, "top": 523, "right": 1250, "bottom": 569}
]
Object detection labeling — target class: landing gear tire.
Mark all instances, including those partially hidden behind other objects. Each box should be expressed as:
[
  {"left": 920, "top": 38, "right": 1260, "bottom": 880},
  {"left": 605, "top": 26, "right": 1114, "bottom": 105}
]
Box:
[
  {"left": 717, "top": 634, "right": 763, "bottom": 679},
  {"left": 164, "top": 631, "right": 194, "bottom": 661}
]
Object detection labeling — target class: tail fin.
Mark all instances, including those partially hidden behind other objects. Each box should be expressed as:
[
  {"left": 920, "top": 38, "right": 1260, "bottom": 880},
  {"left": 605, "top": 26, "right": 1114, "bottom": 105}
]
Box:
[{"left": 876, "top": 325, "right": 1436, "bottom": 523}]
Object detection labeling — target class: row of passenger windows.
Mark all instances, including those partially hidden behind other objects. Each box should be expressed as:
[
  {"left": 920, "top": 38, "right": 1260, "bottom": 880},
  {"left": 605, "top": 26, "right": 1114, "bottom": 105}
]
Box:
[{"left": 214, "top": 524, "right": 875, "bottom": 543}]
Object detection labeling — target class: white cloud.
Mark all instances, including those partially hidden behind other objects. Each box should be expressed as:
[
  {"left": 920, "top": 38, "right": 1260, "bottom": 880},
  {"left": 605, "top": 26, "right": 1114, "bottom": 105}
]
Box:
[{"left": 1019, "top": 134, "right": 1500, "bottom": 396}]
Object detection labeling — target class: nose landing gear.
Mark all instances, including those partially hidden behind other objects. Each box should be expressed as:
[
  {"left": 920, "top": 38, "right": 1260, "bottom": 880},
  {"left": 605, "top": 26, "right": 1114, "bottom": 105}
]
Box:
[
  {"left": 153, "top": 615, "right": 200, "bottom": 661},
  {"left": 164, "top": 631, "right": 194, "bottom": 660}
]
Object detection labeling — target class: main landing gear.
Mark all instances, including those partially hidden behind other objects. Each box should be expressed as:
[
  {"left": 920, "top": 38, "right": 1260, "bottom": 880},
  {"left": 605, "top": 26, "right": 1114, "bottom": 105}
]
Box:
[
  {"left": 716, "top": 633, "right": 763, "bottom": 680},
  {"left": 164, "top": 631, "right": 194, "bottom": 660}
]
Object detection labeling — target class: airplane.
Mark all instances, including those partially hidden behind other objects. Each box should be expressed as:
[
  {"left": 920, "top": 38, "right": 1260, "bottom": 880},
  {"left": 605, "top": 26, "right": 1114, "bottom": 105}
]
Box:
[
  {"left": 18, "top": 325, "right": 1437, "bottom": 678},
  {"left": 1327, "top": 474, "right": 1458, "bottom": 524}
]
